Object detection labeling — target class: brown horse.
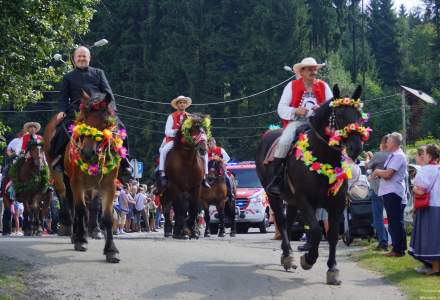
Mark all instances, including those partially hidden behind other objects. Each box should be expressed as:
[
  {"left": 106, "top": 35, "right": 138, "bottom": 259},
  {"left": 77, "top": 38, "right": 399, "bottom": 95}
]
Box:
[
  {"left": 4, "top": 140, "right": 52, "bottom": 236},
  {"left": 45, "top": 92, "right": 121, "bottom": 263},
  {"left": 162, "top": 113, "right": 209, "bottom": 239},
  {"left": 201, "top": 159, "right": 236, "bottom": 237}
]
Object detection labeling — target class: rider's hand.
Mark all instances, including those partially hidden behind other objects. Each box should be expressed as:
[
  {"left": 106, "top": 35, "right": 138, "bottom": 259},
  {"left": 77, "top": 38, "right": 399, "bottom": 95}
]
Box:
[
  {"left": 295, "top": 107, "right": 308, "bottom": 117},
  {"left": 56, "top": 112, "right": 66, "bottom": 121}
]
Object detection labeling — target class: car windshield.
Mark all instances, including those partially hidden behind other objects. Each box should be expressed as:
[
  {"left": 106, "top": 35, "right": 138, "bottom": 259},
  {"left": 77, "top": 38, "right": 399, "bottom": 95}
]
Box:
[{"left": 230, "top": 168, "right": 262, "bottom": 188}]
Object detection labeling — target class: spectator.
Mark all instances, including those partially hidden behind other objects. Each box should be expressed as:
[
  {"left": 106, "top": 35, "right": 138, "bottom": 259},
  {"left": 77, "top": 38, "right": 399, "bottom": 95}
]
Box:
[
  {"left": 415, "top": 146, "right": 426, "bottom": 166},
  {"left": 117, "top": 185, "right": 129, "bottom": 234},
  {"left": 134, "top": 185, "right": 149, "bottom": 232},
  {"left": 147, "top": 190, "right": 158, "bottom": 232},
  {"left": 125, "top": 184, "right": 137, "bottom": 233},
  {"left": 12, "top": 201, "right": 24, "bottom": 236},
  {"left": 154, "top": 188, "right": 162, "bottom": 230},
  {"left": 373, "top": 132, "right": 408, "bottom": 257},
  {"left": 410, "top": 144, "right": 440, "bottom": 275},
  {"left": 366, "top": 135, "right": 390, "bottom": 251}
]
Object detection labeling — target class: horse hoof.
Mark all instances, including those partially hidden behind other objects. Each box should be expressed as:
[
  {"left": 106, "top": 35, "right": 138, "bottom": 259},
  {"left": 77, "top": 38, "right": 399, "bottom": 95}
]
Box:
[
  {"left": 300, "top": 254, "right": 313, "bottom": 270},
  {"left": 230, "top": 232, "right": 236, "bottom": 237},
  {"left": 91, "top": 230, "right": 103, "bottom": 240},
  {"left": 190, "top": 233, "right": 199, "bottom": 240},
  {"left": 58, "top": 225, "right": 72, "bottom": 236},
  {"left": 74, "top": 242, "right": 88, "bottom": 252},
  {"left": 164, "top": 231, "right": 173, "bottom": 238},
  {"left": 218, "top": 232, "right": 225, "bottom": 238},
  {"left": 281, "top": 254, "right": 297, "bottom": 271},
  {"left": 106, "top": 252, "right": 120, "bottom": 263},
  {"left": 204, "top": 232, "right": 210, "bottom": 238},
  {"left": 326, "top": 269, "right": 341, "bottom": 285},
  {"left": 173, "top": 234, "right": 189, "bottom": 240}
]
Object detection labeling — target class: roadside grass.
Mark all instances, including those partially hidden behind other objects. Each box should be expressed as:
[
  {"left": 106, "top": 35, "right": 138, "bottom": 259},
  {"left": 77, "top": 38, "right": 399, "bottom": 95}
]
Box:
[
  {"left": 354, "top": 242, "right": 440, "bottom": 300},
  {"left": 0, "top": 256, "right": 27, "bottom": 300}
]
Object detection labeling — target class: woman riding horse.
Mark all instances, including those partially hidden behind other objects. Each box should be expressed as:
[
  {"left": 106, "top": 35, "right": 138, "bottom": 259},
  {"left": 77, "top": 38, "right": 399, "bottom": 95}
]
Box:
[
  {"left": 256, "top": 85, "right": 370, "bottom": 285},
  {"left": 162, "top": 113, "right": 211, "bottom": 239}
]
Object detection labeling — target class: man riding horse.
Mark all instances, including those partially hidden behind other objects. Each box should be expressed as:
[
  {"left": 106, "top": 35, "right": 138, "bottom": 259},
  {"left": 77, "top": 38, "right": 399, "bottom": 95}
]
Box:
[
  {"left": 50, "top": 46, "right": 129, "bottom": 174},
  {"left": 207, "top": 137, "right": 234, "bottom": 202},
  {"left": 157, "top": 96, "right": 210, "bottom": 190},
  {"left": 267, "top": 57, "right": 334, "bottom": 195}
]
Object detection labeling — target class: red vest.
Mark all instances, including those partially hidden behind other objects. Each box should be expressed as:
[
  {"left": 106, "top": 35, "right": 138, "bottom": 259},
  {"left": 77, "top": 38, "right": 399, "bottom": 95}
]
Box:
[
  {"left": 21, "top": 134, "right": 42, "bottom": 152},
  {"left": 208, "top": 147, "right": 223, "bottom": 160},
  {"left": 165, "top": 111, "right": 188, "bottom": 143},
  {"left": 281, "top": 78, "right": 327, "bottom": 128}
]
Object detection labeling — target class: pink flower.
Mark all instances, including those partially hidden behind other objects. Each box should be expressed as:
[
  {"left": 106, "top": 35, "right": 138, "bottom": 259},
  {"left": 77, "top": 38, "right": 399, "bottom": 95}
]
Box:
[
  {"left": 118, "top": 128, "right": 127, "bottom": 140},
  {"left": 118, "top": 146, "right": 128, "bottom": 158},
  {"left": 87, "top": 163, "right": 99, "bottom": 176},
  {"left": 68, "top": 124, "right": 74, "bottom": 133}
]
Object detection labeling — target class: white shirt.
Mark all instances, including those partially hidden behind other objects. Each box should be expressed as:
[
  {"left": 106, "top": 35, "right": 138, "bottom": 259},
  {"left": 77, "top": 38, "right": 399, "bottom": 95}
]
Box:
[
  {"left": 414, "top": 165, "right": 440, "bottom": 207},
  {"left": 277, "top": 81, "right": 333, "bottom": 121},
  {"left": 221, "top": 148, "right": 230, "bottom": 163},
  {"left": 7, "top": 137, "right": 22, "bottom": 156},
  {"left": 134, "top": 193, "right": 147, "bottom": 211},
  {"left": 165, "top": 113, "right": 187, "bottom": 137}
]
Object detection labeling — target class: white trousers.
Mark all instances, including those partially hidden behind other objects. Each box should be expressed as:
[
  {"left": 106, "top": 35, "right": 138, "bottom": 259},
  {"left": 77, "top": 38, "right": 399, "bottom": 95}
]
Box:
[
  {"left": 274, "top": 120, "right": 306, "bottom": 158},
  {"left": 159, "top": 141, "right": 208, "bottom": 175}
]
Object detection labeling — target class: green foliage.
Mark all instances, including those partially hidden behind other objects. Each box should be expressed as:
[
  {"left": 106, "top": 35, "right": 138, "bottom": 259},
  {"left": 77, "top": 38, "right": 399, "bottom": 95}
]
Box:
[
  {"left": 0, "top": 123, "right": 10, "bottom": 164},
  {"left": 0, "top": 0, "right": 99, "bottom": 109}
]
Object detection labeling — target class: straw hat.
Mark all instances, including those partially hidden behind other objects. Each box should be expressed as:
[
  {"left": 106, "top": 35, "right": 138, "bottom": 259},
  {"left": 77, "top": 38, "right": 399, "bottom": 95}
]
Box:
[
  {"left": 293, "top": 57, "right": 325, "bottom": 74},
  {"left": 23, "top": 122, "right": 41, "bottom": 133},
  {"left": 170, "top": 95, "right": 192, "bottom": 110}
]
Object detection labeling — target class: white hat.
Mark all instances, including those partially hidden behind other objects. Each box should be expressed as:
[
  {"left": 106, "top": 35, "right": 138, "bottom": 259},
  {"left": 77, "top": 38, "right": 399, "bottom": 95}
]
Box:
[
  {"left": 171, "top": 95, "right": 192, "bottom": 110},
  {"left": 293, "top": 57, "right": 325, "bottom": 74},
  {"left": 23, "top": 122, "right": 41, "bottom": 133}
]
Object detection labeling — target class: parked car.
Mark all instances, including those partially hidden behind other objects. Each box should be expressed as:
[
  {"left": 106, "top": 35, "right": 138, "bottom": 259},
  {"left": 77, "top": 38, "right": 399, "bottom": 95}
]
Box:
[{"left": 209, "top": 161, "right": 270, "bottom": 233}]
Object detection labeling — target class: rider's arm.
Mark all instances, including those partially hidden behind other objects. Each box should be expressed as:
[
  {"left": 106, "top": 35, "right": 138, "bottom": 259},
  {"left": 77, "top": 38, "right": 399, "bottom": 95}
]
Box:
[
  {"left": 277, "top": 82, "right": 297, "bottom": 120},
  {"left": 324, "top": 82, "right": 334, "bottom": 101},
  {"left": 164, "top": 115, "right": 177, "bottom": 137},
  {"left": 58, "top": 74, "right": 70, "bottom": 114},
  {"left": 221, "top": 148, "right": 230, "bottom": 163}
]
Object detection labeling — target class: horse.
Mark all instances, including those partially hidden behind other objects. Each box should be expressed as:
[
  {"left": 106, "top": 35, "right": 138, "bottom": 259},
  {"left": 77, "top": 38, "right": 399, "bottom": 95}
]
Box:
[
  {"left": 162, "top": 113, "right": 210, "bottom": 240},
  {"left": 4, "top": 140, "right": 52, "bottom": 236},
  {"left": 45, "top": 92, "right": 122, "bottom": 263},
  {"left": 256, "top": 85, "right": 367, "bottom": 285},
  {"left": 201, "top": 158, "right": 237, "bottom": 237}
]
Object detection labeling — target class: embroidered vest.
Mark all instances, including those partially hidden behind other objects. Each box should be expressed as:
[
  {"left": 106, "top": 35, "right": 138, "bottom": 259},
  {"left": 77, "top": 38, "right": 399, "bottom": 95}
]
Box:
[
  {"left": 165, "top": 111, "right": 188, "bottom": 143},
  {"left": 281, "top": 78, "right": 327, "bottom": 128},
  {"left": 21, "top": 134, "right": 42, "bottom": 152},
  {"left": 208, "top": 147, "right": 223, "bottom": 160}
]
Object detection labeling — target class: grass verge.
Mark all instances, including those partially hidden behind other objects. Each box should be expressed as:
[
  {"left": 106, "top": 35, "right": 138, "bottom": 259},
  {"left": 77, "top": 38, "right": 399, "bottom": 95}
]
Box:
[
  {"left": 354, "top": 243, "right": 440, "bottom": 300},
  {"left": 0, "top": 256, "right": 27, "bottom": 300}
]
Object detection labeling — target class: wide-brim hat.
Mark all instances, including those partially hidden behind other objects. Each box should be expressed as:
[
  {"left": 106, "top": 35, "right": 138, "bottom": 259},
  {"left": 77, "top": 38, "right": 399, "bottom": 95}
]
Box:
[
  {"left": 23, "top": 122, "right": 41, "bottom": 133},
  {"left": 293, "top": 57, "right": 325, "bottom": 74},
  {"left": 171, "top": 96, "right": 192, "bottom": 110}
]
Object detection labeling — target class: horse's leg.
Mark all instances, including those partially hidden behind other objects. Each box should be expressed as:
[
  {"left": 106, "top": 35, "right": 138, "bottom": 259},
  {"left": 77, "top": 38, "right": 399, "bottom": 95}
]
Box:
[
  {"left": 270, "top": 196, "right": 296, "bottom": 271},
  {"left": 72, "top": 187, "right": 88, "bottom": 252},
  {"left": 229, "top": 197, "right": 236, "bottom": 237},
  {"left": 326, "top": 206, "right": 344, "bottom": 285},
  {"left": 102, "top": 188, "right": 120, "bottom": 263},
  {"left": 187, "top": 197, "right": 200, "bottom": 240},
  {"left": 299, "top": 201, "right": 322, "bottom": 271},
  {"left": 163, "top": 199, "right": 173, "bottom": 238},
  {"left": 23, "top": 201, "right": 32, "bottom": 236},
  {"left": 55, "top": 173, "right": 73, "bottom": 236},
  {"left": 172, "top": 195, "right": 188, "bottom": 240},
  {"left": 2, "top": 197, "right": 12, "bottom": 235},
  {"left": 286, "top": 204, "right": 297, "bottom": 240},
  {"left": 217, "top": 202, "right": 226, "bottom": 238},
  {"left": 203, "top": 206, "right": 210, "bottom": 237},
  {"left": 89, "top": 195, "right": 103, "bottom": 240}
]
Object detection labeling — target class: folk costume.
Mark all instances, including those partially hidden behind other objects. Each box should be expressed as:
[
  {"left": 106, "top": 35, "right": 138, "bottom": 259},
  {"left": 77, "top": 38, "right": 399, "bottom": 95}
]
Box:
[
  {"left": 158, "top": 96, "right": 210, "bottom": 189},
  {"left": 21, "top": 122, "right": 43, "bottom": 153},
  {"left": 207, "top": 138, "right": 234, "bottom": 202},
  {"left": 267, "top": 57, "right": 333, "bottom": 195}
]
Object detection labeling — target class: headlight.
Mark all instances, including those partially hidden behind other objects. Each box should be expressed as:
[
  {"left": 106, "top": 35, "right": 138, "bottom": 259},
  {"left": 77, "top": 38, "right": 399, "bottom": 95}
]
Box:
[{"left": 250, "top": 194, "right": 263, "bottom": 204}]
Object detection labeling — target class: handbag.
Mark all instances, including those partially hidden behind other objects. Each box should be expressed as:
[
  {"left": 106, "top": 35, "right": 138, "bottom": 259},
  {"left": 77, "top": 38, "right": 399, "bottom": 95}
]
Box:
[{"left": 414, "top": 168, "right": 440, "bottom": 210}]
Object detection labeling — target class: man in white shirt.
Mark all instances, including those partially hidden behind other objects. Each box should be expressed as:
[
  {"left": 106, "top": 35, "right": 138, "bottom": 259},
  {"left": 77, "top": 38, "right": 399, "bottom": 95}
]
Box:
[{"left": 267, "top": 57, "right": 333, "bottom": 195}]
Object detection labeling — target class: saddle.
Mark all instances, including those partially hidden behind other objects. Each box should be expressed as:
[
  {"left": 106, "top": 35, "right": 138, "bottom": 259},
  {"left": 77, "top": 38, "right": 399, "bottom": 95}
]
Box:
[{"left": 263, "top": 124, "right": 309, "bottom": 165}]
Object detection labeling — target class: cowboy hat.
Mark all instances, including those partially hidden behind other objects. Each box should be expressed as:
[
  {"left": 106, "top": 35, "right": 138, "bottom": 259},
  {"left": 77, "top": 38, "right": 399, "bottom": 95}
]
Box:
[
  {"left": 23, "top": 122, "right": 41, "bottom": 133},
  {"left": 293, "top": 57, "right": 325, "bottom": 74},
  {"left": 171, "top": 95, "right": 192, "bottom": 110}
]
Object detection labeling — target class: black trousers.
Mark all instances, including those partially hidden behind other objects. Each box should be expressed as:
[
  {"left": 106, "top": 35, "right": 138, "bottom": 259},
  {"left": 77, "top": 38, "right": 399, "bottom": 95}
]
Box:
[{"left": 382, "top": 193, "right": 407, "bottom": 254}]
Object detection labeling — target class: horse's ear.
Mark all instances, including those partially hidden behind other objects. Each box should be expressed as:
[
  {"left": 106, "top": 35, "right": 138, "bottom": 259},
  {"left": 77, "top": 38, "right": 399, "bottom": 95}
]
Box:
[
  {"left": 352, "top": 85, "right": 362, "bottom": 100},
  {"left": 332, "top": 84, "right": 340, "bottom": 99},
  {"left": 104, "top": 93, "right": 112, "bottom": 104}
]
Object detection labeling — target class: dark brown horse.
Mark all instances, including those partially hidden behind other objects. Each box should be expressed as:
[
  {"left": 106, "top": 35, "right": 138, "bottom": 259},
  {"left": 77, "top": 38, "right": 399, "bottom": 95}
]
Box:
[
  {"left": 256, "top": 85, "right": 366, "bottom": 285},
  {"left": 201, "top": 158, "right": 236, "bottom": 237},
  {"left": 4, "top": 140, "right": 52, "bottom": 236},
  {"left": 162, "top": 113, "right": 209, "bottom": 239},
  {"left": 45, "top": 92, "right": 121, "bottom": 263}
]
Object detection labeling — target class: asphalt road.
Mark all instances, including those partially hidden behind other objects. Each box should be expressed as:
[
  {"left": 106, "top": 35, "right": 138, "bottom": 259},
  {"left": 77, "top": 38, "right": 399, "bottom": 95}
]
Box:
[{"left": 0, "top": 227, "right": 405, "bottom": 300}]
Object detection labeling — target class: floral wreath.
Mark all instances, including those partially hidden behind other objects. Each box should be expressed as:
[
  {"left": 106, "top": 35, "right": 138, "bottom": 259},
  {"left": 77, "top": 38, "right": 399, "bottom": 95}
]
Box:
[
  {"left": 69, "top": 122, "right": 127, "bottom": 176},
  {"left": 327, "top": 97, "right": 371, "bottom": 146},
  {"left": 9, "top": 157, "right": 50, "bottom": 194},
  {"left": 295, "top": 133, "right": 352, "bottom": 196},
  {"left": 328, "top": 123, "right": 372, "bottom": 146},
  {"left": 181, "top": 116, "right": 212, "bottom": 145}
]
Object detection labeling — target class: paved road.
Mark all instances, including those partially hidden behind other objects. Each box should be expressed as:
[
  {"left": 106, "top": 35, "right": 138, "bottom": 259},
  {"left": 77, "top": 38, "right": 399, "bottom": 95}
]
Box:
[{"left": 0, "top": 228, "right": 405, "bottom": 300}]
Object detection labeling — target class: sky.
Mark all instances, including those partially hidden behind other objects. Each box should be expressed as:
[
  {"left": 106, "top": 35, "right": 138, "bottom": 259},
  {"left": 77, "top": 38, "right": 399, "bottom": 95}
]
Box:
[{"left": 393, "top": 0, "right": 424, "bottom": 11}]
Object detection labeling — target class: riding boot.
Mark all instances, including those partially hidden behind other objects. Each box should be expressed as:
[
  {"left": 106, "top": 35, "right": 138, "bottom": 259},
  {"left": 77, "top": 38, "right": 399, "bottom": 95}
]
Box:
[
  {"left": 266, "top": 158, "right": 284, "bottom": 195},
  {"left": 156, "top": 171, "right": 168, "bottom": 192},
  {"left": 202, "top": 175, "right": 211, "bottom": 189}
]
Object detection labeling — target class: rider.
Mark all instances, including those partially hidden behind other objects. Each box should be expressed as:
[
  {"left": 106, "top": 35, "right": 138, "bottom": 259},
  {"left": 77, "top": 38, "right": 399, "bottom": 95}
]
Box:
[
  {"left": 266, "top": 57, "right": 334, "bottom": 195},
  {"left": 50, "top": 46, "right": 129, "bottom": 173},
  {"left": 20, "top": 122, "right": 43, "bottom": 153},
  {"left": 157, "top": 96, "right": 210, "bottom": 189},
  {"left": 207, "top": 137, "right": 235, "bottom": 202}
]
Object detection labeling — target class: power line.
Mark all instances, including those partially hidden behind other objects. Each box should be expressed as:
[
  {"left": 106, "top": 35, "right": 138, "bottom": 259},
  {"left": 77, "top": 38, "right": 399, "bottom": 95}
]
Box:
[
  {"left": 0, "top": 109, "right": 56, "bottom": 113},
  {"left": 364, "top": 93, "right": 400, "bottom": 103},
  {"left": 116, "top": 104, "right": 169, "bottom": 116}
]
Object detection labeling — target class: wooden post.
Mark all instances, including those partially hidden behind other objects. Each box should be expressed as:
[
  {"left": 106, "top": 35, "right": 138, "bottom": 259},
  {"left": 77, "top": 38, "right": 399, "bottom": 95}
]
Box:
[{"left": 401, "top": 90, "right": 406, "bottom": 150}]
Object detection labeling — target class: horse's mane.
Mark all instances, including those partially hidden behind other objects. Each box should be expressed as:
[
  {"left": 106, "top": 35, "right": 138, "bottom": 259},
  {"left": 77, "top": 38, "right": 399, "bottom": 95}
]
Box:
[
  {"left": 175, "top": 112, "right": 209, "bottom": 146},
  {"left": 309, "top": 99, "right": 332, "bottom": 132}
]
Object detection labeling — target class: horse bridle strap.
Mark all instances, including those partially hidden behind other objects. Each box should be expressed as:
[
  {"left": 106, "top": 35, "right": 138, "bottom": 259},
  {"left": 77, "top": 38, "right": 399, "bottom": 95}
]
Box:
[{"left": 307, "top": 119, "right": 341, "bottom": 151}]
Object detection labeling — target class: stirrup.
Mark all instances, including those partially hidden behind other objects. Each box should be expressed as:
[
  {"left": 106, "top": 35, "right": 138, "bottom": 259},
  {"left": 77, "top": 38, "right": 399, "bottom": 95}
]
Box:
[{"left": 202, "top": 178, "right": 211, "bottom": 189}]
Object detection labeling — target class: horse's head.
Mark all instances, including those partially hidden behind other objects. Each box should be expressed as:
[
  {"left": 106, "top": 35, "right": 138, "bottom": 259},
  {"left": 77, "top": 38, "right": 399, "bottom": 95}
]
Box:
[
  {"left": 310, "top": 85, "right": 370, "bottom": 160},
  {"left": 208, "top": 158, "right": 224, "bottom": 179},
  {"left": 27, "top": 137, "right": 45, "bottom": 171},
  {"left": 178, "top": 113, "right": 211, "bottom": 155},
  {"left": 78, "top": 92, "right": 115, "bottom": 161}
]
